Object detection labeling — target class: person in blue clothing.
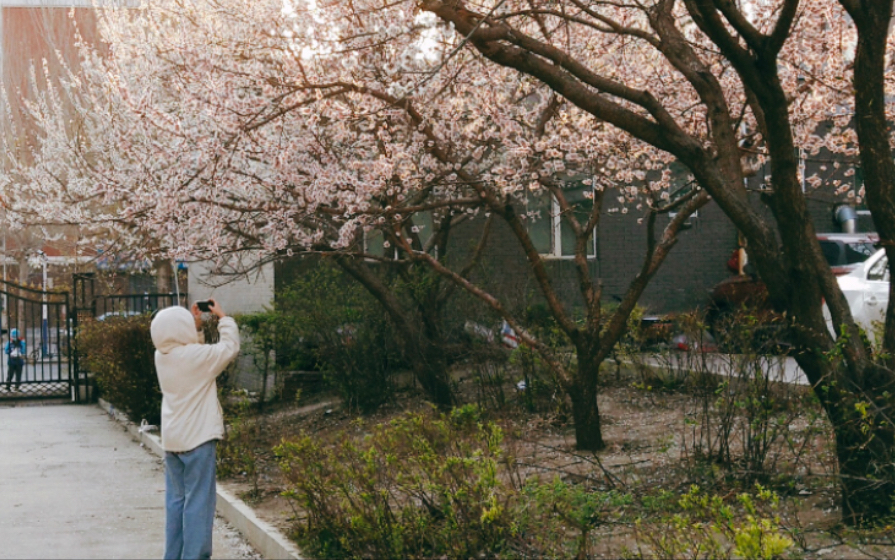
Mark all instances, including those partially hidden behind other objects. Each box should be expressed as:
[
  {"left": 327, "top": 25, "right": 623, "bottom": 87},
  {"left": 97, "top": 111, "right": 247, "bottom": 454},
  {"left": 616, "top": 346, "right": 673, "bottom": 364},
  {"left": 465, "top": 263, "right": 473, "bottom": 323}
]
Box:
[{"left": 5, "top": 329, "right": 26, "bottom": 392}]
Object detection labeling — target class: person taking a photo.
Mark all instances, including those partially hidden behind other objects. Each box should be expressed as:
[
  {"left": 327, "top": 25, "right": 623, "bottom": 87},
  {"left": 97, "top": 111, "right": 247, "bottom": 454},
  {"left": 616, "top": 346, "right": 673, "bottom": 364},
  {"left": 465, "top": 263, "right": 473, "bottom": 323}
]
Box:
[{"left": 151, "top": 298, "right": 239, "bottom": 560}]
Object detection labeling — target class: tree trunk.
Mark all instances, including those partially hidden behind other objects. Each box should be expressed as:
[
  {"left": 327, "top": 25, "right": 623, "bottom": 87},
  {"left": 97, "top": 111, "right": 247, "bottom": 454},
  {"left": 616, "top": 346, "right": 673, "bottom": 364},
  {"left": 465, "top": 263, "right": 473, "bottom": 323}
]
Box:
[
  {"left": 824, "top": 3, "right": 895, "bottom": 522},
  {"left": 846, "top": 0, "right": 895, "bottom": 372},
  {"left": 835, "top": 417, "right": 895, "bottom": 524},
  {"left": 335, "top": 256, "right": 455, "bottom": 409},
  {"left": 16, "top": 256, "right": 28, "bottom": 334},
  {"left": 828, "top": 373, "right": 895, "bottom": 524},
  {"left": 415, "top": 297, "right": 455, "bottom": 410},
  {"left": 794, "top": 348, "right": 895, "bottom": 524},
  {"left": 407, "top": 338, "right": 454, "bottom": 411},
  {"left": 735, "top": 21, "right": 895, "bottom": 524},
  {"left": 155, "top": 260, "right": 172, "bottom": 293},
  {"left": 568, "top": 347, "right": 604, "bottom": 451},
  {"left": 568, "top": 383, "right": 604, "bottom": 451}
]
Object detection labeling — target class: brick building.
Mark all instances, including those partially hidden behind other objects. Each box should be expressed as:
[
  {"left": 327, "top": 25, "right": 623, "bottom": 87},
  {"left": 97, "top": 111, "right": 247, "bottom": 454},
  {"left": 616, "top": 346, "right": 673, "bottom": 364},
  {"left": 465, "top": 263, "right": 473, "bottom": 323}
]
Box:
[
  {"left": 439, "top": 168, "right": 868, "bottom": 316},
  {"left": 277, "top": 156, "right": 867, "bottom": 317}
]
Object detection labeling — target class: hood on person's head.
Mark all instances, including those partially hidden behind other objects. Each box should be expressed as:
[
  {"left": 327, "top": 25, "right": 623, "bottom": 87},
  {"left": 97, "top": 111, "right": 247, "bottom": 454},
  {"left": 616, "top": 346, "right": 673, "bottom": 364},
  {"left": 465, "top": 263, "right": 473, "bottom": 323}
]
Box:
[
  {"left": 150, "top": 306, "right": 198, "bottom": 354},
  {"left": 10, "top": 329, "right": 18, "bottom": 339}
]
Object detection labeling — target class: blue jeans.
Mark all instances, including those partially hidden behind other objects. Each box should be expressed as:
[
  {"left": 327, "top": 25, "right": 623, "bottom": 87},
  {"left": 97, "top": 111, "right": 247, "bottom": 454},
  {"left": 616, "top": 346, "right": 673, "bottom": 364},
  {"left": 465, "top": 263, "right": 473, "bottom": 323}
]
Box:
[{"left": 164, "top": 440, "right": 217, "bottom": 560}]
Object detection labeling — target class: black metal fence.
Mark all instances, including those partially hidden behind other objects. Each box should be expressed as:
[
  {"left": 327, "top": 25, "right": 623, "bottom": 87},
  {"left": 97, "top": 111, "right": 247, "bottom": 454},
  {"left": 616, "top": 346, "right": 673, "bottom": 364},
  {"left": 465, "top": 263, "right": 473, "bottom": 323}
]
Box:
[
  {"left": 0, "top": 273, "right": 190, "bottom": 402},
  {"left": 0, "top": 280, "right": 71, "bottom": 399},
  {"left": 73, "top": 273, "right": 188, "bottom": 320}
]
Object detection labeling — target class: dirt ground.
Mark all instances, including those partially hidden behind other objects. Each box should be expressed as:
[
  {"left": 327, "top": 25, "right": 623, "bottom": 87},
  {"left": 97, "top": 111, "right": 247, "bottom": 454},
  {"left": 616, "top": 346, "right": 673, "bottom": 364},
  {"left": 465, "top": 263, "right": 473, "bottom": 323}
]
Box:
[{"left": 219, "top": 366, "right": 895, "bottom": 559}]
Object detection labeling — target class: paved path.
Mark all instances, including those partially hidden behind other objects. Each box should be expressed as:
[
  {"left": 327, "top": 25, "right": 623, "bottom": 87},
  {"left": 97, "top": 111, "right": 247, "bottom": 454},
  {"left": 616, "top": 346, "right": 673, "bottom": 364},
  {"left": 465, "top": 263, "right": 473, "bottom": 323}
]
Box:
[
  {"left": 633, "top": 352, "right": 810, "bottom": 385},
  {"left": 0, "top": 402, "right": 258, "bottom": 559}
]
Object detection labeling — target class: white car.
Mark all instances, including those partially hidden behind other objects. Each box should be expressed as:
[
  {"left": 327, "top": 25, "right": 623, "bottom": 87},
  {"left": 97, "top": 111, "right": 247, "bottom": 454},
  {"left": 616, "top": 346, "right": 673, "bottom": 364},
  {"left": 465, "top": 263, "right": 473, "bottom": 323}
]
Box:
[{"left": 829, "top": 248, "right": 890, "bottom": 337}]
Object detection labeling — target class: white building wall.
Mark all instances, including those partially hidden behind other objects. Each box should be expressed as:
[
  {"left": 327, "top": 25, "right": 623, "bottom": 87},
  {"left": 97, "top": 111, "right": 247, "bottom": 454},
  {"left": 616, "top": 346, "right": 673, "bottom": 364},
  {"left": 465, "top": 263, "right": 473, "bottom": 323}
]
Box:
[
  {"left": 187, "top": 260, "right": 274, "bottom": 315},
  {"left": 188, "top": 259, "right": 276, "bottom": 396}
]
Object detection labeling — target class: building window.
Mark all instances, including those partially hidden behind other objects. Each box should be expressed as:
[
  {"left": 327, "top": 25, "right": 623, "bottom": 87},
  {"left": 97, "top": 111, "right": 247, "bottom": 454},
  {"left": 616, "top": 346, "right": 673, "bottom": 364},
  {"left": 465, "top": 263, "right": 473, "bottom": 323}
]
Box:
[
  {"left": 363, "top": 228, "right": 397, "bottom": 259},
  {"left": 527, "top": 183, "right": 596, "bottom": 259},
  {"left": 364, "top": 212, "right": 435, "bottom": 260}
]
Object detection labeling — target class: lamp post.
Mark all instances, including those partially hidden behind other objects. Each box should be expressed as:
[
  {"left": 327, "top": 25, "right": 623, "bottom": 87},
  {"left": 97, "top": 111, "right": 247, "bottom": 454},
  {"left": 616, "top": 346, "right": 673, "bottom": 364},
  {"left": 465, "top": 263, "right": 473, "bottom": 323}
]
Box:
[
  {"left": 38, "top": 250, "right": 48, "bottom": 359},
  {"left": 1, "top": 234, "right": 4, "bottom": 381}
]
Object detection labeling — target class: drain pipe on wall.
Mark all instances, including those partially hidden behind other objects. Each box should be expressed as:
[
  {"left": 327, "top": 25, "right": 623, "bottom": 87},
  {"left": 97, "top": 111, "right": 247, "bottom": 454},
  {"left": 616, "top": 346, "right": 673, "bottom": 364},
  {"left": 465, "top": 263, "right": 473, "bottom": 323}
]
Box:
[
  {"left": 833, "top": 204, "right": 858, "bottom": 233},
  {"left": 172, "top": 260, "right": 181, "bottom": 303}
]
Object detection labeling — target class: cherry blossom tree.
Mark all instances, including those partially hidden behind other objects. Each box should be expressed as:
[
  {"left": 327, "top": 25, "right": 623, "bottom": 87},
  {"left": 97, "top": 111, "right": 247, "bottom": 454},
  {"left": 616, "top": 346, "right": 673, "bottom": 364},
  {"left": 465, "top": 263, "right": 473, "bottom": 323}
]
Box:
[
  {"left": 4, "top": 0, "right": 895, "bottom": 521},
  {"left": 415, "top": 0, "right": 895, "bottom": 522},
  {"left": 2, "top": 0, "right": 706, "bottom": 442}
]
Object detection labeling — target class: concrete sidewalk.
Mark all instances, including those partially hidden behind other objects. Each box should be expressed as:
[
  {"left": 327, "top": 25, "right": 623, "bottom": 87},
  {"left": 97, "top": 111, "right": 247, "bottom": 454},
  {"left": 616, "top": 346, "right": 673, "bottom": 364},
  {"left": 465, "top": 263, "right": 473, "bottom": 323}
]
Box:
[
  {"left": 632, "top": 352, "right": 810, "bottom": 385},
  {"left": 0, "top": 402, "right": 258, "bottom": 560}
]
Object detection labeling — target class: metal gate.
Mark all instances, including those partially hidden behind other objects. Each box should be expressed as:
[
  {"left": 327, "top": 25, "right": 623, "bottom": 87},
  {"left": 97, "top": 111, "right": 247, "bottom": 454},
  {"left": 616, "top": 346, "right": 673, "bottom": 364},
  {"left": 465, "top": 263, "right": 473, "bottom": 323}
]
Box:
[
  {"left": 73, "top": 273, "right": 187, "bottom": 321},
  {"left": 0, "top": 279, "right": 73, "bottom": 400},
  {"left": 0, "top": 274, "right": 188, "bottom": 402}
]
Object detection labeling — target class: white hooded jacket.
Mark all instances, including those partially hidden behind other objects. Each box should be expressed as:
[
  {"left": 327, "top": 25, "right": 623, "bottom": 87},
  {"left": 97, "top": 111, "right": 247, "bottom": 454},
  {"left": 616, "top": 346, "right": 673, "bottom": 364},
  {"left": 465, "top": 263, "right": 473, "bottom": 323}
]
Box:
[{"left": 151, "top": 306, "right": 240, "bottom": 453}]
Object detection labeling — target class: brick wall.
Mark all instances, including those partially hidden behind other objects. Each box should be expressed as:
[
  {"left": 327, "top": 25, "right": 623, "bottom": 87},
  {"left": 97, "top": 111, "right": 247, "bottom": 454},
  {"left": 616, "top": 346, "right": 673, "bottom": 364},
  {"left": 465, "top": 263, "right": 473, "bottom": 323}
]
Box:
[
  {"left": 272, "top": 159, "right": 868, "bottom": 319},
  {"left": 448, "top": 178, "right": 866, "bottom": 316},
  {"left": 447, "top": 203, "right": 737, "bottom": 316}
]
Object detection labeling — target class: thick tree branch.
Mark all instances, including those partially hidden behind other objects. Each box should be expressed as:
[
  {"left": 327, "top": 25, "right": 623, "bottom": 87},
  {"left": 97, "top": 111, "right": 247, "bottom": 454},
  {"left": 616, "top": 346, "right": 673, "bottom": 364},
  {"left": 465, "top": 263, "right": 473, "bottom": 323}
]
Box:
[
  {"left": 420, "top": 0, "right": 691, "bottom": 152},
  {"left": 767, "top": 0, "right": 801, "bottom": 55},
  {"left": 711, "top": 0, "right": 765, "bottom": 50}
]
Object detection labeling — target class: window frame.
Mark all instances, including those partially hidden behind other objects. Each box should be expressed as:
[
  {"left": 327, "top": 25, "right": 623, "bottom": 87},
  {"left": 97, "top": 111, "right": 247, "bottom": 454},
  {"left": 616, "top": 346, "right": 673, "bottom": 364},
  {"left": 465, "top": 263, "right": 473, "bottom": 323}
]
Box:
[
  {"left": 528, "top": 186, "right": 598, "bottom": 260},
  {"left": 362, "top": 211, "right": 437, "bottom": 262}
]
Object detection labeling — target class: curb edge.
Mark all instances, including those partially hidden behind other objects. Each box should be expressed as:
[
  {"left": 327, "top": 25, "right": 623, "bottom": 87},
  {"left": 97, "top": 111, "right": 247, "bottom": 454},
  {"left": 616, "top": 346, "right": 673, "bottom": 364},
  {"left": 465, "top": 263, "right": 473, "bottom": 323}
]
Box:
[{"left": 97, "top": 399, "right": 302, "bottom": 560}]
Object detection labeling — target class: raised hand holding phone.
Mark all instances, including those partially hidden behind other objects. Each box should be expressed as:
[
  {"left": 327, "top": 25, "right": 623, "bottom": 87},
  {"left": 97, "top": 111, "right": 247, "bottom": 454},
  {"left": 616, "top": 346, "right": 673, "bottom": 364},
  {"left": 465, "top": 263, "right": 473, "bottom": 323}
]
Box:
[{"left": 194, "top": 298, "right": 225, "bottom": 319}]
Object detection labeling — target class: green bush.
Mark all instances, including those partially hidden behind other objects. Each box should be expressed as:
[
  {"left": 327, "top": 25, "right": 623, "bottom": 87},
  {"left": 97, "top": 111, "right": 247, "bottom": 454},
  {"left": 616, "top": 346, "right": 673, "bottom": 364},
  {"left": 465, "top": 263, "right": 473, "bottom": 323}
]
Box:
[
  {"left": 515, "top": 478, "right": 631, "bottom": 558},
  {"left": 78, "top": 314, "right": 160, "bottom": 425},
  {"left": 234, "top": 311, "right": 277, "bottom": 408},
  {"left": 630, "top": 485, "right": 795, "bottom": 560},
  {"left": 274, "top": 264, "right": 365, "bottom": 372},
  {"left": 274, "top": 404, "right": 802, "bottom": 559},
  {"left": 315, "top": 312, "right": 399, "bottom": 413},
  {"left": 275, "top": 405, "right": 518, "bottom": 559},
  {"left": 275, "top": 264, "right": 402, "bottom": 413},
  {"left": 217, "top": 391, "right": 263, "bottom": 498}
]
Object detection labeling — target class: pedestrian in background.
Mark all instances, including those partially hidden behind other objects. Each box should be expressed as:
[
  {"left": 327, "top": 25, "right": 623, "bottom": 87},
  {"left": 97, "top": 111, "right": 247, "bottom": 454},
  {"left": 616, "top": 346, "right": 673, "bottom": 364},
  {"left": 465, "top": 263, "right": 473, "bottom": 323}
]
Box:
[
  {"left": 151, "top": 298, "right": 240, "bottom": 560},
  {"left": 5, "top": 328, "right": 26, "bottom": 392}
]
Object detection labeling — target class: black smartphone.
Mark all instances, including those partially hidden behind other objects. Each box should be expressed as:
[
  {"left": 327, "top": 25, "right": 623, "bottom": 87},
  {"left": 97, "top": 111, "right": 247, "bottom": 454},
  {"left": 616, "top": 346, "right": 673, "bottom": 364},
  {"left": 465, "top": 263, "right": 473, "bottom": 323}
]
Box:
[{"left": 196, "top": 300, "right": 213, "bottom": 312}]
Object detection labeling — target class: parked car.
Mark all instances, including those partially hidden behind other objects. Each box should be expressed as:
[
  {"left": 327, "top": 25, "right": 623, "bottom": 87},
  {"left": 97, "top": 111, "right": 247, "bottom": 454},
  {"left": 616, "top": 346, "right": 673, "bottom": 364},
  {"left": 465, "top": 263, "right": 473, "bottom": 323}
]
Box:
[
  {"left": 829, "top": 248, "right": 889, "bottom": 336},
  {"left": 816, "top": 232, "right": 879, "bottom": 276},
  {"left": 95, "top": 310, "right": 145, "bottom": 321}
]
